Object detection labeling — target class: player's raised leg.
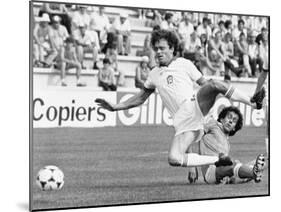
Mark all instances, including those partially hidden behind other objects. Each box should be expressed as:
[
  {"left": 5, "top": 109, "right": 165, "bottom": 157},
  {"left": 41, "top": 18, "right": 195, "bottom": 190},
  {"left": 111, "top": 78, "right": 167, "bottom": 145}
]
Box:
[
  {"left": 197, "top": 79, "right": 265, "bottom": 116},
  {"left": 168, "top": 130, "right": 232, "bottom": 167},
  {"left": 217, "top": 154, "right": 266, "bottom": 183}
]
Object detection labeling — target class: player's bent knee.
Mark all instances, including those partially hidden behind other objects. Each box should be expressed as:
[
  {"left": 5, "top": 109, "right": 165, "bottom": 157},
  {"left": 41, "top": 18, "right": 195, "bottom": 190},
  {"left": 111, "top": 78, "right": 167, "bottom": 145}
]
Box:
[
  {"left": 168, "top": 154, "right": 182, "bottom": 167},
  {"left": 207, "top": 79, "right": 228, "bottom": 93}
]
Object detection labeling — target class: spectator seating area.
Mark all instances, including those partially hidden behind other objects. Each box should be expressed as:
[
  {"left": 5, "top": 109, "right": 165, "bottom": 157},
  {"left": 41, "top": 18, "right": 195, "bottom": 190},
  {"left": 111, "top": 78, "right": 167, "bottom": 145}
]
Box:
[{"left": 32, "top": 2, "right": 268, "bottom": 90}]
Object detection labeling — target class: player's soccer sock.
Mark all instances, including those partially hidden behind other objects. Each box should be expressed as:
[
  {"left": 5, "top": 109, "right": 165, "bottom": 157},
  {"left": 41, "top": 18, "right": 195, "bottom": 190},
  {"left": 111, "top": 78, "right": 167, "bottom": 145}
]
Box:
[
  {"left": 182, "top": 153, "right": 218, "bottom": 167},
  {"left": 225, "top": 86, "right": 254, "bottom": 107},
  {"left": 234, "top": 163, "right": 253, "bottom": 179}
]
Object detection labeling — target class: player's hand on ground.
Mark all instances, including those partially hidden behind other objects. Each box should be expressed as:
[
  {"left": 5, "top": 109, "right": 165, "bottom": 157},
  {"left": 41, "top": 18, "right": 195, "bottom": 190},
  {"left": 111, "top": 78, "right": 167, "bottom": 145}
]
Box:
[
  {"left": 187, "top": 167, "right": 198, "bottom": 184},
  {"left": 95, "top": 98, "right": 116, "bottom": 111}
]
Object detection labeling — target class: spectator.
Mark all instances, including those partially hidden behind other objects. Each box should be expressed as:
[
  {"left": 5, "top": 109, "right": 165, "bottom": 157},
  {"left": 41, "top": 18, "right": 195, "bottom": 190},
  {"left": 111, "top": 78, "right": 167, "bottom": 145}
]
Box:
[
  {"left": 136, "top": 25, "right": 160, "bottom": 69},
  {"left": 178, "top": 12, "right": 194, "bottom": 48},
  {"left": 223, "top": 32, "right": 235, "bottom": 59},
  {"left": 197, "top": 17, "right": 212, "bottom": 40},
  {"left": 56, "top": 37, "right": 86, "bottom": 87},
  {"left": 248, "top": 31, "right": 263, "bottom": 77},
  {"left": 255, "top": 27, "right": 268, "bottom": 45},
  {"left": 147, "top": 10, "right": 162, "bottom": 28},
  {"left": 33, "top": 13, "right": 56, "bottom": 67},
  {"left": 232, "top": 19, "right": 247, "bottom": 41},
  {"left": 207, "top": 31, "right": 225, "bottom": 76},
  {"left": 234, "top": 32, "right": 252, "bottom": 77},
  {"left": 89, "top": 6, "right": 111, "bottom": 47},
  {"left": 135, "top": 56, "right": 150, "bottom": 89},
  {"left": 49, "top": 15, "right": 69, "bottom": 50},
  {"left": 111, "top": 13, "right": 132, "bottom": 55},
  {"left": 223, "top": 32, "right": 243, "bottom": 80},
  {"left": 251, "top": 16, "right": 267, "bottom": 33},
  {"left": 38, "top": 3, "right": 72, "bottom": 34},
  {"left": 98, "top": 58, "right": 117, "bottom": 91},
  {"left": 212, "top": 20, "right": 226, "bottom": 39},
  {"left": 258, "top": 28, "right": 269, "bottom": 72},
  {"left": 73, "top": 23, "right": 100, "bottom": 69},
  {"left": 138, "top": 8, "right": 147, "bottom": 20},
  {"left": 182, "top": 31, "right": 201, "bottom": 65},
  {"left": 47, "top": 15, "right": 69, "bottom": 67},
  {"left": 224, "top": 20, "right": 233, "bottom": 34},
  {"left": 104, "top": 43, "right": 125, "bottom": 86},
  {"left": 71, "top": 5, "right": 91, "bottom": 31},
  {"left": 160, "top": 12, "right": 175, "bottom": 31},
  {"left": 185, "top": 31, "right": 201, "bottom": 53},
  {"left": 197, "top": 33, "right": 218, "bottom": 76}
]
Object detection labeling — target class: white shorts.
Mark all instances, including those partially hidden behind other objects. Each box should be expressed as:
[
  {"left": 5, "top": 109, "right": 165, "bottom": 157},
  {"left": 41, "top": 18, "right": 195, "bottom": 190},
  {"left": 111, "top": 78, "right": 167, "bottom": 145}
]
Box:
[{"left": 173, "top": 97, "right": 204, "bottom": 136}]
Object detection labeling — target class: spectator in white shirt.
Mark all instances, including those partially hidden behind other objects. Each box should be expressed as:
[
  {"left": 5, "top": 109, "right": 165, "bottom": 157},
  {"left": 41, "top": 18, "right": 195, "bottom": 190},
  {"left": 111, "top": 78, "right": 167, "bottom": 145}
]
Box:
[
  {"left": 160, "top": 12, "right": 175, "bottom": 31},
  {"left": 248, "top": 31, "right": 263, "bottom": 77},
  {"left": 71, "top": 5, "right": 91, "bottom": 32},
  {"left": 232, "top": 19, "right": 247, "bottom": 41},
  {"left": 197, "top": 17, "right": 212, "bottom": 40},
  {"left": 178, "top": 12, "right": 194, "bottom": 48},
  {"left": 111, "top": 13, "right": 131, "bottom": 55},
  {"left": 33, "top": 13, "right": 56, "bottom": 67},
  {"left": 49, "top": 15, "right": 69, "bottom": 51},
  {"left": 89, "top": 6, "right": 111, "bottom": 47},
  {"left": 73, "top": 23, "right": 100, "bottom": 69},
  {"left": 212, "top": 20, "right": 226, "bottom": 39},
  {"left": 38, "top": 3, "right": 72, "bottom": 34}
]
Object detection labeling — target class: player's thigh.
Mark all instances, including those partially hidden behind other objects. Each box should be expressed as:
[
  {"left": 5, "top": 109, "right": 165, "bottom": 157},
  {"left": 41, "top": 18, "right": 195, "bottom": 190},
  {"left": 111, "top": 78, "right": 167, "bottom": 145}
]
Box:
[
  {"left": 169, "top": 130, "right": 203, "bottom": 156},
  {"left": 197, "top": 79, "right": 229, "bottom": 116}
]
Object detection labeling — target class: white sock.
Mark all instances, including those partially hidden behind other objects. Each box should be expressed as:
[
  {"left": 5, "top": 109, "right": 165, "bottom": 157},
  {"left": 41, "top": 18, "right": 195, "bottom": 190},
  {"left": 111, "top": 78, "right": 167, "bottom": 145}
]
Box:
[
  {"left": 225, "top": 86, "right": 254, "bottom": 107},
  {"left": 184, "top": 153, "right": 218, "bottom": 167},
  {"left": 233, "top": 163, "right": 243, "bottom": 178}
]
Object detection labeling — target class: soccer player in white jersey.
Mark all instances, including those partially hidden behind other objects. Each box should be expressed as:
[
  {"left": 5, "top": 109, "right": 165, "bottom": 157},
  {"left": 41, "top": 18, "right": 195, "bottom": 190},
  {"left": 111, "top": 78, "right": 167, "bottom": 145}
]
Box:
[
  {"left": 95, "top": 29, "right": 265, "bottom": 169},
  {"left": 187, "top": 106, "right": 266, "bottom": 184}
]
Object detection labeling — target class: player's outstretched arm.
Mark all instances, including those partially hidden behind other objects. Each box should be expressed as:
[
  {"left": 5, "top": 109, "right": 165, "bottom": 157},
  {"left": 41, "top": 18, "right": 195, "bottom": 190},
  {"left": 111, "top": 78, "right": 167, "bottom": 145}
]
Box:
[{"left": 95, "top": 88, "right": 155, "bottom": 111}]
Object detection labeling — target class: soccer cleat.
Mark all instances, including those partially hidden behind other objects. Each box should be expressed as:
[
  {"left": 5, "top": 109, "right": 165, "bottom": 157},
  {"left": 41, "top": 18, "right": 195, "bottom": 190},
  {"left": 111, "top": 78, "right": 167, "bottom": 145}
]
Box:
[
  {"left": 253, "top": 154, "right": 266, "bottom": 183},
  {"left": 250, "top": 87, "right": 265, "bottom": 110},
  {"left": 215, "top": 153, "right": 233, "bottom": 167}
]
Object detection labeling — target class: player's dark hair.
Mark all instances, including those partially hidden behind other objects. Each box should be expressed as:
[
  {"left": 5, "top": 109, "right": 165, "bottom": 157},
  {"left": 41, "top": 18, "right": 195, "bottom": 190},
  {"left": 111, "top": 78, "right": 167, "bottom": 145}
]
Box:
[
  {"left": 164, "top": 12, "right": 173, "bottom": 21},
  {"left": 202, "top": 17, "right": 209, "bottom": 23},
  {"left": 218, "top": 20, "right": 225, "bottom": 26},
  {"left": 151, "top": 29, "right": 179, "bottom": 56},
  {"left": 103, "top": 57, "right": 111, "bottom": 64},
  {"left": 65, "top": 36, "right": 75, "bottom": 44},
  {"left": 152, "top": 25, "right": 161, "bottom": 31},
  {"left": 238, "top": 19, "right": 245, "bottom": 26},
  {"left": 217, "top": 106, "right": 243, "bottom": 136},
  {"left": 224, "top": 20, "right": 232, "bottom": 29}
]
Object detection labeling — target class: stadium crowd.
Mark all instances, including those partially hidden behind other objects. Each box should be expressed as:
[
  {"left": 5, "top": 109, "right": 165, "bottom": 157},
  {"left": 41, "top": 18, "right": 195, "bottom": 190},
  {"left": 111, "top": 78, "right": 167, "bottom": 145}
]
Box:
[{"left": 33, "top": 3, "right": 269, "bottom": 88}]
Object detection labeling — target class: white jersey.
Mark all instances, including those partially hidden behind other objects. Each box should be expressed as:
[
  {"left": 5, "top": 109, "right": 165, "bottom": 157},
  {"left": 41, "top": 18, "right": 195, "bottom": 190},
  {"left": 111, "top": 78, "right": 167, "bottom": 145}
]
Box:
[
  {"left": 144, "top": 58, "right": 204, "bottom": 135},
  {"left": 144, "top": 57, "right": 202, "bottom": 118}
]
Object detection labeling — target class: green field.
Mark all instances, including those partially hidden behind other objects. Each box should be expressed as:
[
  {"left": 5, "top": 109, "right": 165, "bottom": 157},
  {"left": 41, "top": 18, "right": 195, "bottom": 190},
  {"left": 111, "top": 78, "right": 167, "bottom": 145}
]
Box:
[{"left": 31, "top": 125, "right": 269, "bottom": 211}]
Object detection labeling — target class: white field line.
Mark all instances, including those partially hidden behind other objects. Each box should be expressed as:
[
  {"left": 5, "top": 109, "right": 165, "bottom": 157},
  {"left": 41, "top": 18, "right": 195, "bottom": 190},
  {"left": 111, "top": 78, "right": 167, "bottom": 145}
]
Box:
[{"left": 137, "top": 151, "right": 168, "bottom": 158}]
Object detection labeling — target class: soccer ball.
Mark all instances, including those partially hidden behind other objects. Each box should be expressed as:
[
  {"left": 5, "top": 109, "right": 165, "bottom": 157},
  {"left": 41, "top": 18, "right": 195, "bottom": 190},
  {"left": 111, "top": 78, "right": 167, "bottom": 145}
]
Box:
[{"left": 36, "top": 165, "right": 64, "bottom": 191}]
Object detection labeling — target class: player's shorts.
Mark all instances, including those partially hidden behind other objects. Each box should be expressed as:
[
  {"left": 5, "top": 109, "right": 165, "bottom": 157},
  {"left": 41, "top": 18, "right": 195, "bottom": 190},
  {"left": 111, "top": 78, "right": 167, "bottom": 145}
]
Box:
[{"left": 173, "top": 96, "right": 204, "bottom": 136}]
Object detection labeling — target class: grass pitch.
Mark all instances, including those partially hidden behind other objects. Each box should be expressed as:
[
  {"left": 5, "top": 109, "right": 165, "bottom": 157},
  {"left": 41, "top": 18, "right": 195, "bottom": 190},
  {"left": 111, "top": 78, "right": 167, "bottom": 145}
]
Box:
[{"left": 31, "top": 125, "right": 269, "bottom": 211}]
